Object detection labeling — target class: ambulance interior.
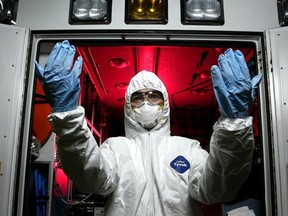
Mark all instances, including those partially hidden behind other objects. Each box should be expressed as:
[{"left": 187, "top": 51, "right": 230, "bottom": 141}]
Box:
[{"left": 30, "top": 39, "right": 265, "bottom": 216}]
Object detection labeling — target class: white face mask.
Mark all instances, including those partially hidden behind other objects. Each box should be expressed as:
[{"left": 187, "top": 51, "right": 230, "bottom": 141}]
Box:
[{"left": 133, "top": 101, "right": 163, "bottom": 129}]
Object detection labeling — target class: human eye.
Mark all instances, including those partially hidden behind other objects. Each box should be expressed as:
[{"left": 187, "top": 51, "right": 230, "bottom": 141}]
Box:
[
  {"left": 133, "top": 96, "right": 142, "bottom": 102},
  {"left": 150, "top": 93, "right": 160, "bottom": 99},
  {"left": 131, "top": 93, "right": 143, "bottom": 103},
  {"left": 149, "top": 91, "right": 163, "bottom": 101}
]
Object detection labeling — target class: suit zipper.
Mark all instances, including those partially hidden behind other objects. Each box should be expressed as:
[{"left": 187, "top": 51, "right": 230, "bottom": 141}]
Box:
[{"left": 147, "top": 133, "right": 154, "bottom": 215}]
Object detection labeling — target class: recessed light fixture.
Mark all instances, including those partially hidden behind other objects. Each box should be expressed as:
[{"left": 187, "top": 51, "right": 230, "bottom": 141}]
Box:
[
  {"left": 199, "top": 71, "right": 211, "bottom": 79},
  {"left": 114, "top": 82, "right": 128, "bottom": 90},
  {"left": 109, "top": 58, "right": 128, "bottom": 68},
  {"left": 191, "top": 89, "right": 207, "bottom": 95}
]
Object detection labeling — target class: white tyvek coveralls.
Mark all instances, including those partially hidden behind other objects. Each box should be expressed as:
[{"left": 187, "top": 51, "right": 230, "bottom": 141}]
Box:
[{"left": 48, "top": 71, "right": 254, "bottom": 216}]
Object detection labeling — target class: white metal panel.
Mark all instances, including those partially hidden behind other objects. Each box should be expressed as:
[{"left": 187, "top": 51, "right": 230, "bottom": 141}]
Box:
[
  {"left": 0, "top": 24, "right": 29, "bottom": 216},
  {"left": 265, "top": 26, "right": 288, "bottom": 216},
  {"left": 16, "top": 0, "right": 279, "bottom": 32}
]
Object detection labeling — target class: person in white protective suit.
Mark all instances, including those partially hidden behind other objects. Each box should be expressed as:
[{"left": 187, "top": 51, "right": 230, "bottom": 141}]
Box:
[{"left": 35, "top": 40, "right": 263, "bottom": 216}]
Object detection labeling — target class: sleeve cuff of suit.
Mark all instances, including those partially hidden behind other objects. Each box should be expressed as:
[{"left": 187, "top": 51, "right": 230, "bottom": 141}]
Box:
[
  {"left": 215, "top": 116, "right": 253, "bottom": 131},
  {"left": 47, "top": 106, "right": 85, "bottom": 136}
]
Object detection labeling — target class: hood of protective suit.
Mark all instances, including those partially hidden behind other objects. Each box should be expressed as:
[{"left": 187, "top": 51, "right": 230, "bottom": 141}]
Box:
[{"left": 124, "top": 70, "right": 170, "bottom": 138}]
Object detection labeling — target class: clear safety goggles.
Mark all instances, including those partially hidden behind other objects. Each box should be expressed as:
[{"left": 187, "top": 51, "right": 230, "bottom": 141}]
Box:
[{"left": 131, "top": 90, "right": 164, "bottom": 107}]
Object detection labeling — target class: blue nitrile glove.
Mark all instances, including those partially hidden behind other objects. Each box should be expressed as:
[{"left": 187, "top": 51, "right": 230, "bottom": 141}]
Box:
[
  {"left": 211, "top": 48, "right": 263, "bottom": 118},
  {"left": 35, "top": 40, "right": 83, "bottom": 113}
]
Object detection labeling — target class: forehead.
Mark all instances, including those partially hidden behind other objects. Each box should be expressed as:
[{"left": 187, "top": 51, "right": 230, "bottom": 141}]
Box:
[{"left": 134, "top": 88, "right": 155, "bottom": 93}]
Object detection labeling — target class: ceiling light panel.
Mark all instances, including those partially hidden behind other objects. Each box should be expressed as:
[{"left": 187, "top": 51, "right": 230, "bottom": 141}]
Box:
[{"left": 69, "top": 0, "right": 112, "bottom": 24}]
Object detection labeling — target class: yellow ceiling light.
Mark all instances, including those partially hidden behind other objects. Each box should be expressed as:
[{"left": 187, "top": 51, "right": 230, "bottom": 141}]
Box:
[{"left": 125, "top": 0, "right": 168, "bottom": 24}]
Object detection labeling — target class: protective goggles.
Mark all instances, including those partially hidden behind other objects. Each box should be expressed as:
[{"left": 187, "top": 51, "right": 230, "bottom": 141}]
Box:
[{"left": 131, "top": 90, "right": 164, "bottom": 107}]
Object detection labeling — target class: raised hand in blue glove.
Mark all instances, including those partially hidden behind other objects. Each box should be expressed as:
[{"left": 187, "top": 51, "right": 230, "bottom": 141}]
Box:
[
  {"left": 211, "top": 48, "right": 263, "bottom": 118},
  {"left": 35, "top": 40, "right": 83, "bottom": 113}
]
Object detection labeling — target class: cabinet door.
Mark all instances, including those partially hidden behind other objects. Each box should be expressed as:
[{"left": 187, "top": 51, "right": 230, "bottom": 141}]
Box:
[
  {"left": 266, "top": 26, "right": 288, "bottom": 216},
  {"left": 0, "top": 24, "right": 29, "bottom": 216}
]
